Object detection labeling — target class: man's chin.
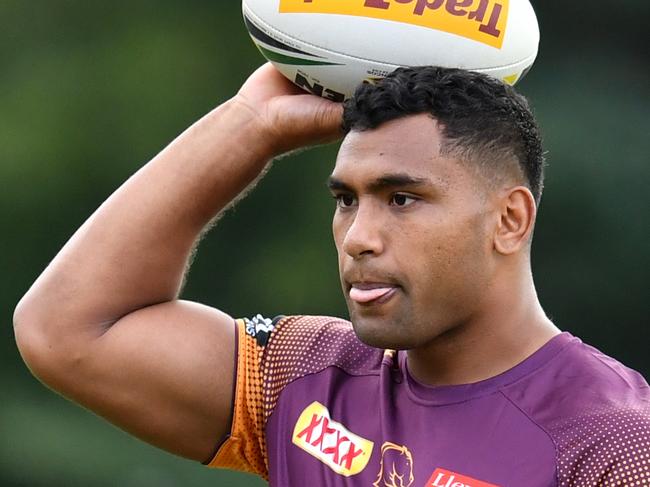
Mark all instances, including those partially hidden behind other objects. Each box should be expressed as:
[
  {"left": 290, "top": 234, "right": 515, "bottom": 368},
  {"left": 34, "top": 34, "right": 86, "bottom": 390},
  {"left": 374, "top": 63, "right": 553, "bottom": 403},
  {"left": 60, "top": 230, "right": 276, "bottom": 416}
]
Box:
[{"left": 349, "top": 313, "right": 417, "bottom": 351}]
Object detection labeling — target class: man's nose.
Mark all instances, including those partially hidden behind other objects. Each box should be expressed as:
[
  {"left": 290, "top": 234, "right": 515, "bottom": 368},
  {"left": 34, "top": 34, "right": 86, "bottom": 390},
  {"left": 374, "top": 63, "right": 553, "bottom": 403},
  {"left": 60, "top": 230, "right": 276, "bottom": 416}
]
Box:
[{"left": 342, "top": 204, "right": 384, "bottom": 259}]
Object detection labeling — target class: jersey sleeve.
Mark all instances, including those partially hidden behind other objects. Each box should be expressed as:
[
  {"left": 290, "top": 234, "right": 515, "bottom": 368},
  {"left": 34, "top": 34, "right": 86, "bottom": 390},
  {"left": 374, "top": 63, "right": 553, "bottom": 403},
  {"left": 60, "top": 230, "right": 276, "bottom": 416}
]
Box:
[
  {"left": 204, "top": 314, "right": 277, "bottom": 478},
  {"left": 205, "top": 314, "right": 369, "bottom": 480}
]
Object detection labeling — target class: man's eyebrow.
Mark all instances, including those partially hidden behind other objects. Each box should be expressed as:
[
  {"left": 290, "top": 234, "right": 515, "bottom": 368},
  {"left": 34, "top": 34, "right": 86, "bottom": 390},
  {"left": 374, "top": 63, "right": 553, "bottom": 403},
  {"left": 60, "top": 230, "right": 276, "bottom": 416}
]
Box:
[
  {"left": 368, "top": 174, "right": 429, "bottom": 191},
  {"left": 326, "top": 174, "right": 430, "bottom": 192},
  {"left": 327, "top": 176, "right": 348, "bottom": 192}
]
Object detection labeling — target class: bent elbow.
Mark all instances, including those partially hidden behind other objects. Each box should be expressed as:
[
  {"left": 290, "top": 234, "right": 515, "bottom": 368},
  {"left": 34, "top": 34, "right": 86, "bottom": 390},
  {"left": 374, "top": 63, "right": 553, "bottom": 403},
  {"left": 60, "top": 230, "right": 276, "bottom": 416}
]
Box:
[
  {"left": 13, "top": 295, "right": 79, "bottom": 386},
  {"left": 14, "top": 296, "right": 54, "bottom": 380}
]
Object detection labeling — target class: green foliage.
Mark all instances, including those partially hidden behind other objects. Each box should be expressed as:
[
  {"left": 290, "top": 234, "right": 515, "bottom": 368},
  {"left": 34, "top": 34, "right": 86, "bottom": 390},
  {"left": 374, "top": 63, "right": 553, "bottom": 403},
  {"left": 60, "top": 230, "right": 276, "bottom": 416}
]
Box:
[{"left": 2, "top": 0, "right": 648, "bottom": 485}]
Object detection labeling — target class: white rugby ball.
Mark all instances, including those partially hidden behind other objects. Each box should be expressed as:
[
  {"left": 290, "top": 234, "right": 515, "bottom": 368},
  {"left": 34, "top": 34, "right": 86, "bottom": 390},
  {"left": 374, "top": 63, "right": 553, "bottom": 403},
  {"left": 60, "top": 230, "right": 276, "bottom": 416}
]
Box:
[{"left": 242, "top": 0, "right": 539, "bottom": 101}]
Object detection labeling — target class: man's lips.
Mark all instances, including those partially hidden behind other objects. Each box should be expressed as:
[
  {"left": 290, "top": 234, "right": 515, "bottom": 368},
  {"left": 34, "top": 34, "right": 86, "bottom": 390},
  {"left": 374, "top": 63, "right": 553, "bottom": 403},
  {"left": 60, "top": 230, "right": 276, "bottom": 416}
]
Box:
[{"left": 349, "top": 283, "right": 399, "bottom": 304}]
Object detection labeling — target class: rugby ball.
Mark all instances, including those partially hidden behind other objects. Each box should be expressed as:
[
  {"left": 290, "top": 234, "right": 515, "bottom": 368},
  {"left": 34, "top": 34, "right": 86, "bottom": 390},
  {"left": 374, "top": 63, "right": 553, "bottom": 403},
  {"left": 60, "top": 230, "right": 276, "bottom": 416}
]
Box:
[{"left": 242, "top": 0, "right": 539, "bottom": 101}]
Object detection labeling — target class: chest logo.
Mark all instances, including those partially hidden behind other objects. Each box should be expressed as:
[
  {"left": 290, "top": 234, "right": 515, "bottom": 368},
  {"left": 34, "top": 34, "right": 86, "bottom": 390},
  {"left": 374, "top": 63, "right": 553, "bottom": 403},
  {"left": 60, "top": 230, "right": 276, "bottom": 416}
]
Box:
[
  {"left": 292, "top": 401, "right": 374, "bottom": 476},
  {"left": 426, "top": 468, "right": 500, "bottom": 487},
  {"left": 373, "top": 441, "right": 415, "bottom": 487}
]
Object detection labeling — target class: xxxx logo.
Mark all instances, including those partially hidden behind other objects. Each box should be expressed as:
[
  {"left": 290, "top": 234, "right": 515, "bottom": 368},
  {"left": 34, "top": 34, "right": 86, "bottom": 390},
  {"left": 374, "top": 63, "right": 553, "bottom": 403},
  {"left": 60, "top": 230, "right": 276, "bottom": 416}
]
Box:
[
  {"left": 279, "top": 0, "right": 509, "bottom": 48},
  {"left": 292, "top": 401, "right": 374, "bottom": 476}
]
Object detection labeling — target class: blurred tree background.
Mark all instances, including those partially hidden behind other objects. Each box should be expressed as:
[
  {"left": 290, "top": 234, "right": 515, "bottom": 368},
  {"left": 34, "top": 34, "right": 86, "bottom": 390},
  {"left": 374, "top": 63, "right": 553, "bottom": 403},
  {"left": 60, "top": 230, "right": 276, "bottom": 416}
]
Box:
[{"left": 1, "top": 1, "right": 648, "bottom": 485}]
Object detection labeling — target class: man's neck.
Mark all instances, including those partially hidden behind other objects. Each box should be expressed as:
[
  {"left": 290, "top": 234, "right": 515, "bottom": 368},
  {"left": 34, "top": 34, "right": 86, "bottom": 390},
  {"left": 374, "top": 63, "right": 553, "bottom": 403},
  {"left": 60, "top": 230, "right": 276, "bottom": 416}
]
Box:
[{"left": 406, "top": 275, "right": 560, "bottom": 387}]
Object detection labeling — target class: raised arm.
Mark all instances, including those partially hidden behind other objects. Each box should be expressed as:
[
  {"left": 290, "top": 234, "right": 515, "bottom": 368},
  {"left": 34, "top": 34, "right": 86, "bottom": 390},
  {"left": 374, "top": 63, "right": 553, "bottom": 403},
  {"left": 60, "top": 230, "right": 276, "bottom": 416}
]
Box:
[{"left": 13, "top": 64, "right": 343, "bottom": 462}]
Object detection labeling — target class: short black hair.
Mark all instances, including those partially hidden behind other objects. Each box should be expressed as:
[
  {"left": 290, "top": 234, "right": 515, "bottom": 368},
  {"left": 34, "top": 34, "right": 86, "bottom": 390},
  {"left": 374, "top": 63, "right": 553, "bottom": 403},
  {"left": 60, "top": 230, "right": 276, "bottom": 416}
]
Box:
[{"left": 342, "top": 66, "right": 545, "bottom": 204}]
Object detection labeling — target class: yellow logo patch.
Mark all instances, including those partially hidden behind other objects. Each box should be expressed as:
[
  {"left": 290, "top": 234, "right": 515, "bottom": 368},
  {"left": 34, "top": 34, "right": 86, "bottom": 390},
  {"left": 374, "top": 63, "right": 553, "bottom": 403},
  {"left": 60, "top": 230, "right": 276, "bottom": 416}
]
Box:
[
  {"left": 279, "top": 0, "right": 509, "bottom": 49},
  {"left": 292, "top": 401, "right": 374, "bottom": 476}
]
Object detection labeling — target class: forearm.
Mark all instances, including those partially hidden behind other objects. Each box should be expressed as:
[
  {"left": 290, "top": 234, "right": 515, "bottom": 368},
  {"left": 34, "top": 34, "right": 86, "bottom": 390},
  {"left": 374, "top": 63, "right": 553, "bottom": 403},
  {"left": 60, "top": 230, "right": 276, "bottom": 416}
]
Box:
[
  {"left": 15, "top": 98, "right": 271, "bottom": 336},
  {"left": 11, "top": 64, "right": 343, "bottom": 463}
]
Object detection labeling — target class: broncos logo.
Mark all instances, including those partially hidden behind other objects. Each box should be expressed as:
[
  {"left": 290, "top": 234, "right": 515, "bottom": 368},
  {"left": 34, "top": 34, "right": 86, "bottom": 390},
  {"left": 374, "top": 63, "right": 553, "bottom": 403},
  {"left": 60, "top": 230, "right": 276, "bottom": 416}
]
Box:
[{"left": 373, "top": 442, "right": 415, "bottom": 487}]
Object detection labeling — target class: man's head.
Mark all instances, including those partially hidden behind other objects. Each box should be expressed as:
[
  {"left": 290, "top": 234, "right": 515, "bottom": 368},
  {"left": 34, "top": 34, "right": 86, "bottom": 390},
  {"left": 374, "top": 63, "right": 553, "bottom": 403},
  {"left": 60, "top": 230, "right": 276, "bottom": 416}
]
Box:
[{"left": 330, "top": 67, "right": 545, "bottom": 350}]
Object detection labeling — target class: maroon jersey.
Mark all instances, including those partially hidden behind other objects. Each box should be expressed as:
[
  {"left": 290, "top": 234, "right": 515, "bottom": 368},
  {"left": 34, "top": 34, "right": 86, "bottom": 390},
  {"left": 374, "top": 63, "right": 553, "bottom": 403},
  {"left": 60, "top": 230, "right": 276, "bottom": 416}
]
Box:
[{"left": 207, "top": 315, "right": 650, "bottom": 486}]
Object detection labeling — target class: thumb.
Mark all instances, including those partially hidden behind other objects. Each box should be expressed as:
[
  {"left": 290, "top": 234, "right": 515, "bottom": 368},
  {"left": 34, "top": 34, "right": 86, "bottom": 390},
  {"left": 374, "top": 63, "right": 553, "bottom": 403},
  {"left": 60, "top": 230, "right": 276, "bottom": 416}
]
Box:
[
  {"left": 312, "top": 98, "right": 345, "bottom": 142},
  {"left": 268, "top": 94, "right": 345, "bottom": 154},
  {"left": 294, "top": 95, "right": 345, "bottom": 143}
]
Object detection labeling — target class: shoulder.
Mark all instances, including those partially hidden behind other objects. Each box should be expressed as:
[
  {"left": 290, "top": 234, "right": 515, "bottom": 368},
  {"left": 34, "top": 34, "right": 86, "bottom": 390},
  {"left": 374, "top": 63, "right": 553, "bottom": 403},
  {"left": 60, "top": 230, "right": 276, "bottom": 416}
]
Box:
[
  {"left": 509, "top": 333, "right": 650, "bottom": 485},
  {"left": 243, "top": 314, "right": 384, "bottom": 377},
  {"left": 207, "top": 314, "right": 384, "bottom": 477},
  {"left": 555, "top": 338, "right": 650, "bottom": 484},
  {"left": 506, "top": 333, "right": 649, "bottom": 415},
  {"left": 550, "top": 335, "right": 649, "bottom": 415},
  {"left": 552, "top": 397, "right": 650, "bottom": 486},
  {"left": 237, "top": 314, "right": 384, "bottom": 442}
]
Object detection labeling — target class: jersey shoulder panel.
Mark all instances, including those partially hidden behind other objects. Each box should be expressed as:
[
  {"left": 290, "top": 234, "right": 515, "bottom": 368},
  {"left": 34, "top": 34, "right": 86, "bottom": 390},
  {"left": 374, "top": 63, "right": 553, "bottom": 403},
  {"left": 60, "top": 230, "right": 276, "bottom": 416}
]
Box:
[
  {"left": 265, "top": 314, "right": 384, "bottom": 381},
  {"left": 207, "top": 314, "right": 383, "bottom": 479},
  {"left": 552, "top": 398, "right": 650, "bottom": 486},
  {"left": 550, "top": 341, "right": 650, "bottom": 486},
  {"left": 504, "top": 335, "right": 650, "bottom": 486}
]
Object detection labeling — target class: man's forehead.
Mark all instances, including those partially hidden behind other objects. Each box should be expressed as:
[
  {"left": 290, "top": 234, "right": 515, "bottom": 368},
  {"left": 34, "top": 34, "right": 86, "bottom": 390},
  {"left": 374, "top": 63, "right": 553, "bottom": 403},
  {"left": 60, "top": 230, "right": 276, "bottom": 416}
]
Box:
[
  {"left": 332, "top": 114, "right": 455, "bottom": 185},
  {"left": 338, "top": 114, "right": 443, "bottom": 156}
]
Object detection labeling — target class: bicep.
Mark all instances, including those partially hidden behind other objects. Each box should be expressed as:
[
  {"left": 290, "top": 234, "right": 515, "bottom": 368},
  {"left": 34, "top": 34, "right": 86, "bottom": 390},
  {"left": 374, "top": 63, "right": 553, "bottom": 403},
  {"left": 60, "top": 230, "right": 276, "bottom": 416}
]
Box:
[{"left": 62, "top": 300, "right": 236, "bottom": 462}]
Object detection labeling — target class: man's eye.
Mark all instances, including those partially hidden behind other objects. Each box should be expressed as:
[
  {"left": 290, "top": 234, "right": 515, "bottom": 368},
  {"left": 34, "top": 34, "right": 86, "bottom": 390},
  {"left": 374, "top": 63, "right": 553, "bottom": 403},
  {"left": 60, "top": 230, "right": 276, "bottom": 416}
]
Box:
[
  {"left": 390, "top": 194, "right": 417, "bottom": 207},
  {"left": 335, "top": 194, "right": 357, "bottom": 208}
]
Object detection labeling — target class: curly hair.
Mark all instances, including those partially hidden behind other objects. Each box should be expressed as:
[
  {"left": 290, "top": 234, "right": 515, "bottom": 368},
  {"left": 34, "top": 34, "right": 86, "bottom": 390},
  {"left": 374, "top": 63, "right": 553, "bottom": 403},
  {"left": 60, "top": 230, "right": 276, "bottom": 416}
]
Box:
[{"left": 342, "top": 67, "right": 545, "bottom": 204}]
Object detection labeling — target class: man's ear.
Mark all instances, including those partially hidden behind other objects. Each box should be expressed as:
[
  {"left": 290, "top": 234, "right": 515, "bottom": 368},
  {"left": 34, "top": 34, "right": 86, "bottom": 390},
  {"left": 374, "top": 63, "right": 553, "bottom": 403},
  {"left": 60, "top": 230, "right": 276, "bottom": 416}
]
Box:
[{"left": 494, "top": 186, "right": 537, "bottom": 255}]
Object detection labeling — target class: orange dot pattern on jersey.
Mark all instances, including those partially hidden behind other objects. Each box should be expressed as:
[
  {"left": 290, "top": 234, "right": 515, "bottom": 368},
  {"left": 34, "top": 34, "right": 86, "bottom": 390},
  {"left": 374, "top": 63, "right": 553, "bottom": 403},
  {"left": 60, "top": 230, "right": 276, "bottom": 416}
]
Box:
[
  {"left": 553, "top": 404, "right": 650, "bottom": 486},
  {"left": 207, "top": 315, "right": 380, "bottom": 479},
  {"left": 207, "top": 318, "right": 268, "bottom": 477}
]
